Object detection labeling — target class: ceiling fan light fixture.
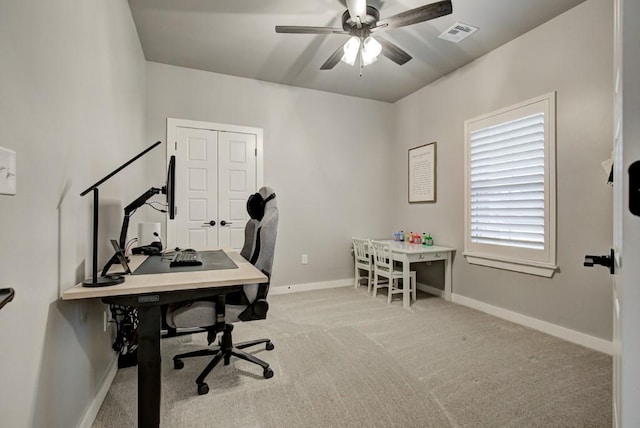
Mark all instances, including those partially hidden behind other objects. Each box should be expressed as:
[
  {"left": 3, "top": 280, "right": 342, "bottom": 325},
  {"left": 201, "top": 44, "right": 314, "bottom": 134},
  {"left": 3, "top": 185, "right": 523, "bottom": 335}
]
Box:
[
  {"left": 361, "top": 36, "right": 382, "bottom": 66},
  {"left": 341, "top": 36, "right": 361, "bottom": 66}
]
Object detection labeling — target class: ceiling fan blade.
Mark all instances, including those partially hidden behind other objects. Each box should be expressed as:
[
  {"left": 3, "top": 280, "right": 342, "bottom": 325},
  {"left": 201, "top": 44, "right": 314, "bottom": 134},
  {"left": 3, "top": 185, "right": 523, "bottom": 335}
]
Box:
[
  {"left": 376, "top": 37, "right": 412, "bottom": 65},
  {"left": 346, "top": 0, "right": 367, "bottom": 22},
  {"left": 276, "top": 26, "right": 348, "bottom": 35},
  {"left": 320, "top": 42, "right": 347, "bottom": 70},
  {"left": 375, "top": 0, "right": 452, "bottom": 30}
]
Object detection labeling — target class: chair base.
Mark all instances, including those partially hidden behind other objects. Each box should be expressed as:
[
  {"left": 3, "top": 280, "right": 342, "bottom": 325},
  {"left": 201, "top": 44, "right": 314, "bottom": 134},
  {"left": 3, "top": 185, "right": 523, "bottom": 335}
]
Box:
[{"left": 173, "top": 323, "right": 274, "bottom": 395}]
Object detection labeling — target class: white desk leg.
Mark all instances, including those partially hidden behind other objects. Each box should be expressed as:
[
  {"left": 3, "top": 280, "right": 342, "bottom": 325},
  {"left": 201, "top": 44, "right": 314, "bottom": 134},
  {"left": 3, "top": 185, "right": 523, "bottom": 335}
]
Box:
[
  {"left": 444, "top": 253, "right": 452, "bottom": 301},
  {"left": 403, "top": 254, "right": 410, "bottom": 309}
]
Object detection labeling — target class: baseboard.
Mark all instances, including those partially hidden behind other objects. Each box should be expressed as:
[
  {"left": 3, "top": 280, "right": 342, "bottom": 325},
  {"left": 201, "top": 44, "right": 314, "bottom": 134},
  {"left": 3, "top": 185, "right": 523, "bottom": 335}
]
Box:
[
  {"left": 79, "top": 354, "right": 118, "bottom": 428},
  {"left": 451, "top": 293, "right": 613, "bottom": 355},
  {"left": 270, "top": 278, "right": 353, "bottom": 295},
  {"left": 417, "top": 282, "right": 444, "bottom": 298}
]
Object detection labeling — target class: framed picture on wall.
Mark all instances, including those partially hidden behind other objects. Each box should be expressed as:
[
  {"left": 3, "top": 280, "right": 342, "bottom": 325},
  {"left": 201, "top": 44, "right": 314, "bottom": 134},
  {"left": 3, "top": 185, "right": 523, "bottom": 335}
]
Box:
[{"left": 408, "top": 142, "right": 436, "bottom": 203}]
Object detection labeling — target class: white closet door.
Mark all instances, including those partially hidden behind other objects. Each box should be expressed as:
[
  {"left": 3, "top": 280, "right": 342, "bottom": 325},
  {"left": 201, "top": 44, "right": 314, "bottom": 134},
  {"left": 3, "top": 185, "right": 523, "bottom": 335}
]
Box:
[
  {"left": 175, "top": 127, "right": 219, "bottom": 249},
  {"left": 218, "top": 131, "right": 257, "bottom": 250}
]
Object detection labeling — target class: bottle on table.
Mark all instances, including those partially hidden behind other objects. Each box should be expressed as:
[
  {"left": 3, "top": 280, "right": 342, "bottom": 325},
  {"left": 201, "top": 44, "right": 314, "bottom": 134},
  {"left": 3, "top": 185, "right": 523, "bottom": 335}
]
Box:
[{"left": 424, "top": 233, "right": 433, "bottom": 246}]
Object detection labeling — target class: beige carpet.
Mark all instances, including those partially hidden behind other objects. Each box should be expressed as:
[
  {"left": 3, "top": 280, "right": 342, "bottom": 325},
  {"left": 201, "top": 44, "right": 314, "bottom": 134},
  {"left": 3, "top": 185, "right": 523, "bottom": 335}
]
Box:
[{"left": 94, "top": 287, "right": 611, "bottom": 427}]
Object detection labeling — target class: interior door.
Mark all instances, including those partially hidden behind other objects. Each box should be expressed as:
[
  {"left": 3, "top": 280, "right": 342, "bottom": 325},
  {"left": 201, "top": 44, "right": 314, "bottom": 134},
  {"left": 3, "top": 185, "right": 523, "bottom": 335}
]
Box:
[
  {"left": 612, "top": 15, "right": 622, "bottom": 422},
  {"left": 170, "top": 122, "right": 260, "bottom": 251},
  {"left": 218, "top": 131, "right": 257, "bottom": 250},
  {"left": 613, "top": 0, "right": 640, "bottom": 425},
  {"left": 175, "top": 127, "right": 219, "bottom": 249}
]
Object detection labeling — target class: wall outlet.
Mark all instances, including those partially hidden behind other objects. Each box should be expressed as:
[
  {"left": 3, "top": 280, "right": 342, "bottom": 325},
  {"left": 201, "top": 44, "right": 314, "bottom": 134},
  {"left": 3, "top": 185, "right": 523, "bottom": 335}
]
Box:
[
  {"left": 301, "top": 254, "right": 308, "bottom": 264},
  {"left": 0, "top": 147, "right": 16, "bottom": 196}
]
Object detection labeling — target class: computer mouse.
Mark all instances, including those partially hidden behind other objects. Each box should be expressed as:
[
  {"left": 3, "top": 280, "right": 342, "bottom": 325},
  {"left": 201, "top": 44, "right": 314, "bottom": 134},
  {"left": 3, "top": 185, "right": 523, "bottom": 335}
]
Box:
[{"left": 184, "top": 248, "right": 196, "bottom": 252}]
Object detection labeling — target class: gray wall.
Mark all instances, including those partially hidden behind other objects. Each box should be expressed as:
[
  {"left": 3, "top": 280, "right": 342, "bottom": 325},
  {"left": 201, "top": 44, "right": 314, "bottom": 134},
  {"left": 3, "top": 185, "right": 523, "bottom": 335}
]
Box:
[
  {"left": 0, "top": 0, "right": 146, "bottom": 426},
  {"left": 145, "top": 62, "right": 395, "bottom": 287},
  {"left": 392, "top": 0, "right": 613, "bottom": 340}
]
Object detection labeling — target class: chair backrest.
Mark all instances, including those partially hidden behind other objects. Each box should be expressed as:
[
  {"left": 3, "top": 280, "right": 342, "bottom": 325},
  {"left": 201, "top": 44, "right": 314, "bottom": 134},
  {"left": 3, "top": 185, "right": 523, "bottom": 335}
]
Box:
[
  {"left": 370, "top": 240, "right": 392, "bottom": 270},
  {"left": 352, "top": 238, "right": 371, "bottom": 265}
]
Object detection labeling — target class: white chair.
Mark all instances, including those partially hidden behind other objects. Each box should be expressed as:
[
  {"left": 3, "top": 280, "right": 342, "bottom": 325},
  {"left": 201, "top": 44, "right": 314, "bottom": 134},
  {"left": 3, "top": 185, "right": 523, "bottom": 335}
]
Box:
[
  {"left": 370, "top": 240, "right": 417, "bottom": 304},
  {"left": 352, "top": 237, "right": 373, "bottom": 293}
]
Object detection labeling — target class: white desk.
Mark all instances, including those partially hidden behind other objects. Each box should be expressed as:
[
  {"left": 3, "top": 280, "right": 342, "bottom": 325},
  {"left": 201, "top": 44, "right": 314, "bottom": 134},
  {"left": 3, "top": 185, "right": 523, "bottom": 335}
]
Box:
[
  {"left": 379, "top": 241, "right": 455, "bottom": 308},
  {"left": 62, "top": 250, "right": 267, "bottom": 428}
]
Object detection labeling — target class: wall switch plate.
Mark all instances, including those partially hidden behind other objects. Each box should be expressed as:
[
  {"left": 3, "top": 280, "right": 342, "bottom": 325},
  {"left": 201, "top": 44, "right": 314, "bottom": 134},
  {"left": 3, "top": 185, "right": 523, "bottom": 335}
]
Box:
[
  {"left": 0, "top": 147, "right": 16, "bottom": 196},
  {"left": 301, "top": 254, "right": 308, "bottom": 264}
]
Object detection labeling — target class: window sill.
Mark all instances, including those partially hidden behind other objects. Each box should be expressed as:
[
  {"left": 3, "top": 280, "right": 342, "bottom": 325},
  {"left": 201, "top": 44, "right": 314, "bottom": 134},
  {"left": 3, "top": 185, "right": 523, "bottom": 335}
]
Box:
[{"left": 463, "top": 252, "right": 557, "bottom": 278}]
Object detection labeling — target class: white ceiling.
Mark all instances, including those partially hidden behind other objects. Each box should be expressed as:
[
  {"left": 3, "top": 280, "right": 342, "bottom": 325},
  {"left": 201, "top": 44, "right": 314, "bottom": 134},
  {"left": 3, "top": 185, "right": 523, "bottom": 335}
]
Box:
[{"left": 128, "top": 0, "right": 586, "bottom": 103}]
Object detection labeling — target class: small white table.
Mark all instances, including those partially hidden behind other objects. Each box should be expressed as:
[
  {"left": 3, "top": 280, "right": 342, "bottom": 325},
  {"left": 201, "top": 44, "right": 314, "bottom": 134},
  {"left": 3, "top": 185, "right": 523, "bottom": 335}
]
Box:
[{"left": 379, "top": 241, "right": 455, "bottom": 308}]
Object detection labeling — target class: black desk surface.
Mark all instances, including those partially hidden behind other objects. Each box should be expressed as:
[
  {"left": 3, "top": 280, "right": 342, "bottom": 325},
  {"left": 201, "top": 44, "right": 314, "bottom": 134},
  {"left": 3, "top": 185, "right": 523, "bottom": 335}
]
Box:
[{"left": 132, "top": 250, "right": 238, "bottom": 276}]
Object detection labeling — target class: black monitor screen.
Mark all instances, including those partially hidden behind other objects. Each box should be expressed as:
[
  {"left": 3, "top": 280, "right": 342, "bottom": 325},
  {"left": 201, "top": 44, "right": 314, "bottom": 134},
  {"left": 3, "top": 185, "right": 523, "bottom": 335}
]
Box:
[{"left": 166, "top": 155, "right": 176, "bottom": 219}]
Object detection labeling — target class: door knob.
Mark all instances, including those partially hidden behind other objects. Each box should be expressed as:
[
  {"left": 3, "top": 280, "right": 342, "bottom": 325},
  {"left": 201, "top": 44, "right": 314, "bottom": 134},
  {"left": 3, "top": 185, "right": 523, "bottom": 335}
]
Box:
[
  {"left": 583, "top": 249, "right": 614, "bottom": 274},
  {"left": 202, "top": 220, "right": 216, "bottom": 226},
  {"left": 220, "top": 220, "right": 232, "bottom": 226}
]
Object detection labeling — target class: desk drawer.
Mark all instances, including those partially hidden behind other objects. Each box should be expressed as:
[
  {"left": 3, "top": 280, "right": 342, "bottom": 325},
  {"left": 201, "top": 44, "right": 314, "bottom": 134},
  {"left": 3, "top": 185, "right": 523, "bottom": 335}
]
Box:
[{"left": 407, "top": 252, "right": 447, "bottom": 262}]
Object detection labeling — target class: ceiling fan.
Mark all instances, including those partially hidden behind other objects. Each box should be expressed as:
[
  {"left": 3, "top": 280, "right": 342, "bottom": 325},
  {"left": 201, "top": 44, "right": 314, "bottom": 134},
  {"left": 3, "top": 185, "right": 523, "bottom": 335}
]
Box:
[{"left": 275, "top": 0, "right": 453, "bottom": 73}]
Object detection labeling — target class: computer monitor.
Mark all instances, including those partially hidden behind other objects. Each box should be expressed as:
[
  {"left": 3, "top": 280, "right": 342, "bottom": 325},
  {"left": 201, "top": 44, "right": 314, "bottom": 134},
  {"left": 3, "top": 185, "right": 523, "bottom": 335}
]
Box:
[
  {"left": 115, "top": 154, "right": 177, "bottom": 252},
  {"left": 164, "top": 155, "right": 176, "bottom": 220}
]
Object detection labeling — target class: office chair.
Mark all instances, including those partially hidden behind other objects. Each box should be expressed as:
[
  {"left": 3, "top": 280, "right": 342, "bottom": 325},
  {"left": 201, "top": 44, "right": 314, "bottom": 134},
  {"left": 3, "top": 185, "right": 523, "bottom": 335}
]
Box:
[{"left": 165, "top": 186, "right": 278, "bottom": 395}]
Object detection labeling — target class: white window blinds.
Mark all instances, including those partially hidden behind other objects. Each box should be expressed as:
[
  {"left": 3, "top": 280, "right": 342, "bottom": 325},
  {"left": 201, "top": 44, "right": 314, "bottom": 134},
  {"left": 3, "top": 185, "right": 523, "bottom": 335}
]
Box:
[{"left": 469, "top": 113, "right": 545, "bottom": 250}]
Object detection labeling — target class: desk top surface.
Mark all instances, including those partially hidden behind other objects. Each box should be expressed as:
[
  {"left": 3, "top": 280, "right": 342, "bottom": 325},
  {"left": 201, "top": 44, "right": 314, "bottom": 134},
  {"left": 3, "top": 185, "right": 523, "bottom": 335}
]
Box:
[
  {"left": 62, "top": 249, "right": 267, "bottom": 301},
  {"left": 378, "top": 240, "right": 455, "bottom": 254}
]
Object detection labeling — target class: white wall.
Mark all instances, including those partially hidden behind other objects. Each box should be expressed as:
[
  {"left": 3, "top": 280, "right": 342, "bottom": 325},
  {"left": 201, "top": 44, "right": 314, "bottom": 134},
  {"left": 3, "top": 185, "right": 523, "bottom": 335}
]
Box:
[
  {"left": 0, "top": 0, "right": 146, "bottom": 426},
  {"left": 145, "top": 62, "right": 394, "bottom": 287},
  {"left": 392, "top": 0, "right": 613, "bottom": 340}
]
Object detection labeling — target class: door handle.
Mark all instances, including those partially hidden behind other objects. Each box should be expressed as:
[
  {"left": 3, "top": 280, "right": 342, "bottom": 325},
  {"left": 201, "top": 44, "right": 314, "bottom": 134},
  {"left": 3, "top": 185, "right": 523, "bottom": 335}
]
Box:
[
  {"left": 583, "top": 249, "right": 614, "bottom": 274},
  {"left": 202, "top": 220, "right": 216, "bottom": 227},
  {"left": 220, "top": 220, "right": 232, "bottom": 226}
]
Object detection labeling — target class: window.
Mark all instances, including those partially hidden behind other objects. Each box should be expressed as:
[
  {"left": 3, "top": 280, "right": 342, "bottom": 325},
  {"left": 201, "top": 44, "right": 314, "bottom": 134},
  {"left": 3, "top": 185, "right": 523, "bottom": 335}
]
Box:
[{"left": 464, "top": 93, "right": 557, "bottom": 277}]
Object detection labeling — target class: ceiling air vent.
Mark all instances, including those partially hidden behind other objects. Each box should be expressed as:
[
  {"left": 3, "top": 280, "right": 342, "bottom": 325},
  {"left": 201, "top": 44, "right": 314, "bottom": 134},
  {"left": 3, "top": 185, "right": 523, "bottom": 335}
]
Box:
[{"left": 438, "top": 22, "right": 478, "bottom": 43}]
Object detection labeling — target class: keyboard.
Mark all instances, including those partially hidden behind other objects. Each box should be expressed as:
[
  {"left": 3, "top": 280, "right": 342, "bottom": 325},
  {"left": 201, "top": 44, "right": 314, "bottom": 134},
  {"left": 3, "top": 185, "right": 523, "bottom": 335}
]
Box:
[{"left": 170, "top": 251, "right": 203, "bottom": 267}]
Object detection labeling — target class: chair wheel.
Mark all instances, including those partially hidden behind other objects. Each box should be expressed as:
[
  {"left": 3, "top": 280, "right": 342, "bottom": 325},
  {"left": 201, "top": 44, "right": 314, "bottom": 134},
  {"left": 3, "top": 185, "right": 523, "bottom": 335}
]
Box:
[
  {"left": 197, "top": 383, "right": 209, "bottom": 395},
  {"left": 173, "top": 359, "right": 184, "bottom": 370},
  {"left": 266, "top": 341, "right": 275, "bottom": 351},
  {"left": 263, "top": 368, "right": 274, "bottom": 379}
]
